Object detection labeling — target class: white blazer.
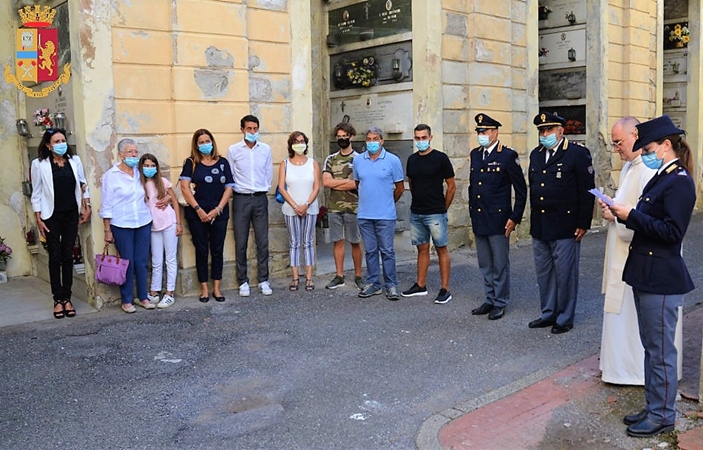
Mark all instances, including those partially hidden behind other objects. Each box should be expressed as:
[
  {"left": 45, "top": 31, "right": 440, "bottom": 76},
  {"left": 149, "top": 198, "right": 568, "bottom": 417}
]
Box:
[{"left": 31, "top": 155, "right": 90, "bottom": 220}]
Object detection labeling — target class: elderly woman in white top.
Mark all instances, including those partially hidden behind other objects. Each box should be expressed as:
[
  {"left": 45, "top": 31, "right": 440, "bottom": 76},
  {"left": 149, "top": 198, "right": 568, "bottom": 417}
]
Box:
[
  {"left": 277, "top": 131, "right": 320, "bottom": 291},
  {"left": 99, "top": 139, "right": 154, "bottom": 313},
  {"left": 31, "top": 128, "right": 91, "bottom": 319}
]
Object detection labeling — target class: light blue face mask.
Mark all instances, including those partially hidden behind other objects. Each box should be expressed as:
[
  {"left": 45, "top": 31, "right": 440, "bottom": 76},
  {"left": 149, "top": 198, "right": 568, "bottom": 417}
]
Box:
[
  {"left": 52, "top": 142, "right": 68, "bottom": 156},
  {"left": 198, "top": 143, "right": 213, "bottom": 154},
  {"left": 142, "top": 167, "right": 157, "bottom": 178},
  {"left": 124, "top": 157, "right": 139, "bottom": 168},
  {"left": 641, "top": 150, "right": 663, "bottom": 170},
  {"left": 477, "top": 135, "right": 491, "bottom": 147},
  {"left": 245, "top": 132, "right": 259, "bottom": 143},
  {"left": 415, "top": 140, "right": 430, "bottom": 152},
  {"left": 366, "top": 141, "right": 381, "bottom": 154},
  {"left": 539, "top": 133, "right": 558, "bottom": 149}
]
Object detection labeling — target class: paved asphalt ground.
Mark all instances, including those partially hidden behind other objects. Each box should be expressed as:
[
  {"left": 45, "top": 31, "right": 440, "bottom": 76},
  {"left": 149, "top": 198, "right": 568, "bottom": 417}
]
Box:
[{"left": 1, "top": 214, "right": 702, "bottom": 450}]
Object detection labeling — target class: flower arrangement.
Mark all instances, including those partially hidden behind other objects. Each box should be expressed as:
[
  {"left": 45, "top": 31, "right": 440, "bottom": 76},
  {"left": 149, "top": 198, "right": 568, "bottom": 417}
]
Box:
[
  {"left": 346, "top": 62, "right": 376, "bottom": 87},
  {"left": 33, "top": 108, "right": 54, "bottom": 131},
  {"left": 538, "top": 5, "right": 552, "bottom": 20},
  {"left": 666, "top": 23, "right": 690, "bottom": 47},
  {"left": 0, "top": 236, "right": 12, "bottom": 263},
  {"left": 317, "top": 205, "right": 329, "bottom": 228},
  {"left": 538, "top": 47, "right": 549, "bottom": 58}
]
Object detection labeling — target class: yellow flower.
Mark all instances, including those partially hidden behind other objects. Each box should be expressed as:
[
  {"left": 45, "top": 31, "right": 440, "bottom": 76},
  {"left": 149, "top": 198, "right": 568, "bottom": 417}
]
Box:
[
  {"left": 674, "top": 24, "right": 682, "bottom": 31},
  {"left": 682, "top": 35, "right": 690, "bottom": 43},
  {"left": 674, "top": 28, "right": 682, "bottom": 37}
]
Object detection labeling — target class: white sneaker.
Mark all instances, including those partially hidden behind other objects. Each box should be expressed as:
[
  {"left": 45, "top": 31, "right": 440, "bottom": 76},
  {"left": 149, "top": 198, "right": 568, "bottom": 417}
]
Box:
[
  {"left": 147, "top": 292, "right": 161, "bottom": 303},
  {"left": 157, "top": 294, "right": 175, "bottom": 308},
  {"left": 259, "top": 281, "right": 273, "bottom": 296},
  {"left": 239, "top": 282, "right": 250, "bottom": 297}
]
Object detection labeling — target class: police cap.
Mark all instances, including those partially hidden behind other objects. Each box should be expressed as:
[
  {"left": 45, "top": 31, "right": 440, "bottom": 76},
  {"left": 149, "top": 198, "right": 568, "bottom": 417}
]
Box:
[
  {"left": 475, "top": 114, "right": 502, "bottom": 132},
  {"left": 632, "top": 115, "right": 685, "bottom": 151},
  {"left": 533, "top": 112, "right": 566, "bottom": 128}
]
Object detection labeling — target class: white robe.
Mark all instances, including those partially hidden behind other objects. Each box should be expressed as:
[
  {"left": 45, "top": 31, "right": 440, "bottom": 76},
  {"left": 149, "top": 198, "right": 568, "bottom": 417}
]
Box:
[{"left": 599, "top": 156, "right": 683, "bottom": 385}]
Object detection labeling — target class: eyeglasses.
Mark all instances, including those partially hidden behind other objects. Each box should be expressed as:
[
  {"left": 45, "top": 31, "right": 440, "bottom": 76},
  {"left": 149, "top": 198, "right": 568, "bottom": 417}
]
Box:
[
  {"left": 293, "top": 139, "right": 306, "bottom": 144},
  {"left": 610, "top": 137, "right": 626, "bottom": 148}
]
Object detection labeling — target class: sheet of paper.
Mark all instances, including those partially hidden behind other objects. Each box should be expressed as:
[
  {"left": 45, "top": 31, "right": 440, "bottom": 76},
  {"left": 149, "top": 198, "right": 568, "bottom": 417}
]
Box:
[{"left": 588, "top": 188, "right": 614, "bottom": 207}]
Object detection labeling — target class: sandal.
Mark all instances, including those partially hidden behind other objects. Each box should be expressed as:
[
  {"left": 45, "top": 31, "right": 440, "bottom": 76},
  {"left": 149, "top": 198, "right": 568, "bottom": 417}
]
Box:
[
  {"left": 289, "top": 278, "right": 299, "bottom": 291},
  {"left": 305, "top": 279, "right": 315, "bottom": 291},
  {"left": 63, "top": 300, "right": 76, "bottom": 318},
  {"left": 53, "top": 300, "right": 65, "bottom": 319}
]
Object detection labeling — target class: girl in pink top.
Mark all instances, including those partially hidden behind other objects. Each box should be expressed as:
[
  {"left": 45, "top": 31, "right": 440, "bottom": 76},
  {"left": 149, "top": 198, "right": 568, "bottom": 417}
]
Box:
[{"left": 139, "top": 154, "right": 182, "bottom": 308}]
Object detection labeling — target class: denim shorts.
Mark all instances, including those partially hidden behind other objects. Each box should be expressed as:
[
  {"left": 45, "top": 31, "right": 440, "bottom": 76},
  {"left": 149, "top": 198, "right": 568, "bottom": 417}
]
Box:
[{"left": 410, "top": 212, "right": 448, "bottom": 247}]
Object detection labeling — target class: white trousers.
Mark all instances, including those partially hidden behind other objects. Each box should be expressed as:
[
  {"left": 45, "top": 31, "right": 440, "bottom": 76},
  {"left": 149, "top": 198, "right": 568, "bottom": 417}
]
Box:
[{"left": 150, "top": 223, "right": 179, "bottom": 292}]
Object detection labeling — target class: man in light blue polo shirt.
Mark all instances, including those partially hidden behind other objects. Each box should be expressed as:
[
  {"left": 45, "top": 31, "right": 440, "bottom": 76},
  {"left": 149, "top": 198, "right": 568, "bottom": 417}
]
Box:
[{"left": 353, "top": 127, "right": 405, "bottom": 300}]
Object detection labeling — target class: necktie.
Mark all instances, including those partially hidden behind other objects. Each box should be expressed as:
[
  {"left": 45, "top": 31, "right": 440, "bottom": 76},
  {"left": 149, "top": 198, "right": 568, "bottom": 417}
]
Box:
[
  {"left": 483, "top": 149, "right": 488, "bottom": 161},
  {"left": 546, "top": 149, "right": 554, "bottom": 163}
]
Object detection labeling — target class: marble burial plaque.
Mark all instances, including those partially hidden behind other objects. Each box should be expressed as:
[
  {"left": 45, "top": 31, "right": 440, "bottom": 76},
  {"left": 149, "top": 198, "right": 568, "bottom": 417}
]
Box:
[
  {"left": 663, "top": 51, "right": 688, "bottom": 78},
  {"left": 328, "top": 0, "right": 412, "bottom": 46},
  {"left": 663, "top": 83, "right": 686, "bottom": 108},
  {"left": 538, "top": 69, "right": 586, "bottom": 101},
  {"left": 538, "top": 28, "right": 586, "bottom": 65},
  {"left": 330, "top": 91, "right": 413, "bottom": 141},
  {"left": 539, "top": 0, "right": 586, "bottom": 29}
]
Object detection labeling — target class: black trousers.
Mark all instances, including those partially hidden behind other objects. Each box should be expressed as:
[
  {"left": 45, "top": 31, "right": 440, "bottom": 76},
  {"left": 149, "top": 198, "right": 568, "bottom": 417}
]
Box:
[
  {"left": 44, "top": 210, "right": 79, "bottom": 301},
  {"left": 186, "top": 217, "right": 227, "bottom": 283},
  {"left": 232, "top": 194, "right": 269, "bottom": 284}
]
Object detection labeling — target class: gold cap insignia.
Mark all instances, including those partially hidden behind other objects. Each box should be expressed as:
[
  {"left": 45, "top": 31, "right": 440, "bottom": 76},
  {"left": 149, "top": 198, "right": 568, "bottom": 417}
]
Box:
[
  {"left": 478, "top": 115, "right": 483, "bottom": 124},
  {"left": 540, "top": 114, "right": 546, "bottom": 123}
]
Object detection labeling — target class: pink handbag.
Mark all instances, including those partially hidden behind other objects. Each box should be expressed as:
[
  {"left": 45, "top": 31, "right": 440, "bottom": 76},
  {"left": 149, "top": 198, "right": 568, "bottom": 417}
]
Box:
[{"left": 94, "top": 245, "right": 129, "bottom": 285}]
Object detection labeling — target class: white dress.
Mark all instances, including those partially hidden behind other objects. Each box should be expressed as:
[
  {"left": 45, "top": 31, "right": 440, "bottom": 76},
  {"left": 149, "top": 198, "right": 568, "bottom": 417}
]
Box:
[{"left": 599, "top": 156, "right": 683, "bottom": 384}]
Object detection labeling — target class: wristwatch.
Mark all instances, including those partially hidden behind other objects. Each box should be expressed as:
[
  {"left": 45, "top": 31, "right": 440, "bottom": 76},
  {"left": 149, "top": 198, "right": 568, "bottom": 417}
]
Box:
[{"left": 193, "top": 205, "right": 201, "bottom": 211}]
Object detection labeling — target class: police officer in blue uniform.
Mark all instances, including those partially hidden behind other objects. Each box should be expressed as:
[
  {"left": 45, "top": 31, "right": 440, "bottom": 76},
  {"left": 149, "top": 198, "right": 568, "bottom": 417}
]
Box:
[
  {"left": 527, "top": 112, "right": 595, "bottom": 334},
  {"left": 469, "top": 114, "right": 527, "bottom": 320},
  {"left": 605, "top": 115, "right": 695, "bottom": 438}
]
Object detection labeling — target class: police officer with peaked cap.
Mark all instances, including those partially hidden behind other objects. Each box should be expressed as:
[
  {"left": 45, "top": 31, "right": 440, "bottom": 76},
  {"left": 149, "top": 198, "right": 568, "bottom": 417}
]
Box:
[
  {"left": 527, "top": 112, "right": 595, "bottom": 334},
  {"left": 468, "top": 113, "right": 527, "bottom": 320},
  {"left": 605, "top": 115, "right": 695, "bottom": 438}
]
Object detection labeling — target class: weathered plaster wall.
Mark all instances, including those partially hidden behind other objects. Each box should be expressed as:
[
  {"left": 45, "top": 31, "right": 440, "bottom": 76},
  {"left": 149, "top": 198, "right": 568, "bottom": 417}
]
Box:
[
  {"left": 0, "top": 0, "right": 32, "bottom": 277},
  {"left": 439, "top": 0, "right": 532, "bottom": 247}
]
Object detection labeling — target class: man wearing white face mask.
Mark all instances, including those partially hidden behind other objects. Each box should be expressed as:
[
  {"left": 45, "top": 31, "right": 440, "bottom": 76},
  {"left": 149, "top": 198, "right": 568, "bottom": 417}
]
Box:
[
  {"left": 468, "top": 114, "right": 527, "bottom": 319},
  {"left": 401, "top": 124, "right": 456, "bottom": 304},
  {"left": 527, "top": 112, "right": 595, "bottom": 334}
]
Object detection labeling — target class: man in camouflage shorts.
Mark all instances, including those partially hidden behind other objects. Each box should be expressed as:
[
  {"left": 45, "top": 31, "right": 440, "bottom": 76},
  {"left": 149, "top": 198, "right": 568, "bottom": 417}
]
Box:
[{"left": 322, "top": 122, "right": 364, "bottom": 290}]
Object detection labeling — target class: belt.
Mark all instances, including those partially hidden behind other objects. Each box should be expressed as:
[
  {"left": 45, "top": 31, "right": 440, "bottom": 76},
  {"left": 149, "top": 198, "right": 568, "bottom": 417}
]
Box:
[{"left": 233, "top": 191, "right": 267, "bottom": 196}]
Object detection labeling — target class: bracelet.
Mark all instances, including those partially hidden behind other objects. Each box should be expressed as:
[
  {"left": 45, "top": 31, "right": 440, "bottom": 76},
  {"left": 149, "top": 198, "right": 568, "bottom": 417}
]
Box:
[{"left": 193, "top": 205, "right": 201, "bottom": 211}]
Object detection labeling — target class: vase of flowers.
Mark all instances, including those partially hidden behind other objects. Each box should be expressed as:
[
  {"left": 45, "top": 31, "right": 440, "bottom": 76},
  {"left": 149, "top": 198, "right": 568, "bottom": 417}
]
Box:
[
  {"left": 33, "top": 108, "right": 54, "bottom": 132},
  {"left": 666, "top": 23, "right": 690, "bottom": 48},
  {"left": 538, "top": 5, "right": 552, "bottom": 21},
  {"left": 0, "top": 236, "right": 11, "bottom": 283}
]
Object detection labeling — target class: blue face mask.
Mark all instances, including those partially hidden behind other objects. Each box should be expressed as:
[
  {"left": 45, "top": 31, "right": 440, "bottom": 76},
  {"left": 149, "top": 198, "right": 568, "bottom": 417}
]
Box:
[
  {"left": 198, "top": 143, "right": 213, "bottom": 154},
  {"left": 366, "top": 142, "right": 381, "bottom": 154},
  {"left": 142, "top": 167, "right": 157, "bottom": 178},
  {"left": 477, "top": 135, "right": 491, "bottom": 147},
  {"left": 245, "top": 132, "right": 259, "bottom": 143},
  {"left": 52, "top": 142, "right": 68, "bottom": 156},
  {"left": 641, "top": 151, "right": 663, "bottom": 170},
  {"left": 124, "top": 157, "right": 139, "bottom": 168},
  {"left": 539, "top": 133, "right": 558, "bottom": 149},
  {"left": 415, "top": 140, "right": 430, "bottom": 152}
]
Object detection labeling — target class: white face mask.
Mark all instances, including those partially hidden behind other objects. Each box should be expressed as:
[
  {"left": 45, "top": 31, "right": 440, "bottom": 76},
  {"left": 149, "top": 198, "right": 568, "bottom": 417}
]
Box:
[{"left": 292, "top": 143, "right": 306, "bottom": 155}]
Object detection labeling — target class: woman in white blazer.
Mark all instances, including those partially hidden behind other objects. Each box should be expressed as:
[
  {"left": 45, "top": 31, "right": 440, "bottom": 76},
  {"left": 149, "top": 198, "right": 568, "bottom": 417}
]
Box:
[{"left": 31, "top": 129, "right": 91, "bottom": 318}]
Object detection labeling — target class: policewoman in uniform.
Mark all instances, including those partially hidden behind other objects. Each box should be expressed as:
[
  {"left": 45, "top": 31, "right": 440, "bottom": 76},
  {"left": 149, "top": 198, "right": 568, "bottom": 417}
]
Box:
[
  {"left": 527, "top": 112, "right": 595, "bottom": 334},
  {"left": 468, "top": 114, "right": 527, "bottom": 320},
  {"left": 606, "top": 115, "right": 695, "bottom": 438}
]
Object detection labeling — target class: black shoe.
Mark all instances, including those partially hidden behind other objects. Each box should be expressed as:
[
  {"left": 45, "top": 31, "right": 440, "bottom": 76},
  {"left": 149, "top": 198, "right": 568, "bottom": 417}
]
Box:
[
  {"left": 471, "top": 303, "right": 493, "bottom": 315},
  {"left": 433, "top": 289, "right": 452, "bottom": 304},
  {"left": 214, "top": 295, "right": 225, "bottom": 302},
  {"left": 550, "top": 324, "right": 573, "bottom": 334},
  {"left": 528, "top": 318, "right": 554, "bottom": 328},
  {"left": 626, "top": 418, "right": 674, "bottom": 438},
  {"left": 488, "top": 307, "right": 505, "bottom": 320},
  {"left": 401, "top": 283, "right": 428, "bottom": 297},
  {"left": 623, "top": 409, "right": 648, "bottom": 426},
  {"left": 199, "top": 296, "right": 210, "bottom": 303}
]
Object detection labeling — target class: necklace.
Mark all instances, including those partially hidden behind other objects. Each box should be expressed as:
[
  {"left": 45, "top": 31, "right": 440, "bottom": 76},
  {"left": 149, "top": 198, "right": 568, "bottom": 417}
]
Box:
[{"left": 290, "top": 157, "right": 307, "bottom": 165}]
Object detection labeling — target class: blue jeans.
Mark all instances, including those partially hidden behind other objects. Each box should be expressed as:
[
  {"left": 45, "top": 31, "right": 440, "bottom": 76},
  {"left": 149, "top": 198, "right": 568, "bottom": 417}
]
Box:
[
  {"left": 410, "top": 212, "right": 448, "bottom": 247},
  {"left": 358, "top": 219, "right": 397, "bottom": 289},
  {"left": 111, "top": 223, "right": 151, "bottom": 304}
]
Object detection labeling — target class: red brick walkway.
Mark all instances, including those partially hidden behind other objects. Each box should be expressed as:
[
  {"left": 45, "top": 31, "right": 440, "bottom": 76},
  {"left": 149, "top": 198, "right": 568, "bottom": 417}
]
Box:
[{"left": 438, "top": 355, "right": 602, "bottom": 449}]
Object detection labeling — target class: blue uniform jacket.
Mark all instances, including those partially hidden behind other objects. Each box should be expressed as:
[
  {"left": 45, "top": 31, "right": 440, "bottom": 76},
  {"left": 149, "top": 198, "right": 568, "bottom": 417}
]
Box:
[
  {"left": 622, "top": 161, "right": 695, "bottom": 295},
  {"left": 469, "top": 142, "right": 527, "bottom": 236},
  {"left": 528, "top": 138, "right": 595, "bottom": 241}
]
